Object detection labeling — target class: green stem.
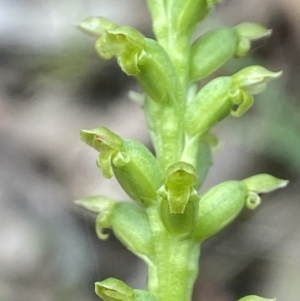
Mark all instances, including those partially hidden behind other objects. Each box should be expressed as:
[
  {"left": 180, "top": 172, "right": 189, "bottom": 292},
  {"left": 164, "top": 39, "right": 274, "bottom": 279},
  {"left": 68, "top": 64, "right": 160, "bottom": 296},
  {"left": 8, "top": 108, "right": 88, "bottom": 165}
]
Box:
[{"left": 147, "top": 206, "right": 201, "bottom": 301}]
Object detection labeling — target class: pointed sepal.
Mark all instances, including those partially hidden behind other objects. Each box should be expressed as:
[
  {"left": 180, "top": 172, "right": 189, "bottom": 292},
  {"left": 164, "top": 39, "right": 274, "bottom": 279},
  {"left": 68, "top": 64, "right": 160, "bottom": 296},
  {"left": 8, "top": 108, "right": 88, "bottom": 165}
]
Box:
[{"left": 242, "top": 174, "right": 289, "bottom": 194}]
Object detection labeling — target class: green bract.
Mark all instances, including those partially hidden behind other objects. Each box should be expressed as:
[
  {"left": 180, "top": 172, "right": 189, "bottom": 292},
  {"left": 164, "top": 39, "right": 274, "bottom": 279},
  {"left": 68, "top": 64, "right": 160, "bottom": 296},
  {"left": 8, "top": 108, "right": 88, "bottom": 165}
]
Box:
[{"left": 77, "top": 3, "right": 287, "bottom": 301}]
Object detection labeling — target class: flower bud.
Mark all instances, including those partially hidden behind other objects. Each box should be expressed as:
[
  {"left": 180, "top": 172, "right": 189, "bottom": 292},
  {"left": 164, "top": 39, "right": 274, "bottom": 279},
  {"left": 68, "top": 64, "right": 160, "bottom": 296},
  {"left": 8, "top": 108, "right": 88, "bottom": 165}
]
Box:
[
  {"left": 190, "top": 27, "right": 238, "bottom": 82},
  {"left": 193, "top": 181, "right": 248, "bottom": 242},
  {"left": 112, "top": 139, "right": 163, "bottom": 207},
  {"left": 136, "top": 38, "right": 179, "bottom": 104},
  {"left": 184, "top": 77, "right": 250, "bottom": 137},
  {"left": 184, "top": 66, "right": 281, "bottom": 138},
  {"left": 95, "top": 278, "right": 134, "bottom": 301},
  {"left": 110, "top": 202, "right": 154, "bottom": 257},
  {"left": 158, "top": 162, "right": 198, "bottom": 213},
  {"left": 158, "top": 162, "right": 200, "bottom": 236},
  {"left": 160, "top": 196, "right": 198, "bottom": 236},
  {"left": 190, "top": 23, "right": 272, "bottom": 81},
  {"left": 75, "top": 195, "right": 116, "bottom": 240},
  {"left": 194, "top": 173, "right": 288, "bottom": 242},
  {"left": 237, "top": 296, "right": 276, "bottom": 301},
  {"left": 80, "top": 127, "right": 163, "bottom": 207}
]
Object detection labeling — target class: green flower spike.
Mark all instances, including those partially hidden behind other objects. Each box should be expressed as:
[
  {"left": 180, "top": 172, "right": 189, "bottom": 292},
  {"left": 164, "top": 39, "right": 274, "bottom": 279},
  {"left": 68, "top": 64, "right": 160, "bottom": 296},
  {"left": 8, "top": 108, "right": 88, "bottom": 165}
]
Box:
[
  {"left": 80, "top": 127, "right": 163, "bottom": 207},
  {"left": 194, "top": 174, "right": 288, "bottom": 242},
  {"left": 238, "top": 296, "right": 276, "bottom": 301},
  {"left": 184, "top": 66, "right": 282, "bottom": 138}
]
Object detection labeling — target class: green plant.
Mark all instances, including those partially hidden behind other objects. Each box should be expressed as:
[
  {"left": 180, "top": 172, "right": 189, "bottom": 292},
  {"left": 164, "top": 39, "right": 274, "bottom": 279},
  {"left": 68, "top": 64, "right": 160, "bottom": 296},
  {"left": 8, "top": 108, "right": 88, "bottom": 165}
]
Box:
[{"left": 76, "top": 2, "right": 288, "bottom": 301}]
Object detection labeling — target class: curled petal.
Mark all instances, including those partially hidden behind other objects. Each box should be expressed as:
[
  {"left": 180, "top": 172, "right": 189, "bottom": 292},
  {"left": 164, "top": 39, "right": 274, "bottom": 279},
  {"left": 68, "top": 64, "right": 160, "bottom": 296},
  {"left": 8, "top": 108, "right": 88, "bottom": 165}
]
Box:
[
  {"left": 230, "top": 89, "right": 254, "bottom": 117},
  {"left": 246, "top": 192, "right": 261, "bottom": 210}
]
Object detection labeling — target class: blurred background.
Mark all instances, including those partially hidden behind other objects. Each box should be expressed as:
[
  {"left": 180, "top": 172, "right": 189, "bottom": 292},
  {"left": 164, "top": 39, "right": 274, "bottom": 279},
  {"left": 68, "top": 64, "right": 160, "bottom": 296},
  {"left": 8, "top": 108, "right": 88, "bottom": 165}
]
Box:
[{"left": 0, "top": 0, "right": 299, "bottom": 300}]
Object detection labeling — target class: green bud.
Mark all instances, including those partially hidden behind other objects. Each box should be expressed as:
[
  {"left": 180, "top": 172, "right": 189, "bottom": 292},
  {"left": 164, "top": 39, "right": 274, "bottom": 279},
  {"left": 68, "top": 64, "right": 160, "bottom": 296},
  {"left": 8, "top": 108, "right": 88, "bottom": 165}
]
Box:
[
  {"left": 193, "top": 181, "right": 248, "bottom": 242},
  {"left": 136, "top": 38, "right": 179, "bottom": 104},
  {"left": 160, "top": 196, "right": 198, "bottom": 236},
  {"left": 112, "top": 139, "right": 163, "bottom": 207},
  {"left": 80, "top": 127, "right": 124, "bottom": 178},
  {"left": 184, "top": 77, "right": 253, "bottom": 137},
  {"left": 95, "top": 278, "right": 134, "bottom": 301},
  {"left": 232, "top": 66, "right": 282, "bottom": 95},
  {"left": 110, "top": 202, "right": 154, "bottom": 257},
  {"left": 190, "top": 23, "right": 272, "bottom": 81},
  {"left": 75, "top": 195, "right": 116, "bottom": 239},
  {"left": 237, "top": 296, "right": 276, "bottom": 301},
  {"left": 79, "top": 17, "right": 179, "bottom": 104},
  {"left": 91, "top": 201, "right": 153, "bottom": 256},
  {"left": 185, "top": 66, "right": 281, "bottom": 138},
  {"left": 80, "top": 127, "right": 163, "bottom": 207},
  {"left": 190, "top": 27, "right": 238, "bottom": 82},
  {"left": 158, "top": 162, "right": 198, "bottom": 213},
  {"left": 194, "top": 172, "right": 288, "bottom": 242},
  {"left": 158, "top": 162, "right": 200, "bottom": 236},
  {"left": 242, "top": 174, "right": 289, "bottom": 194}
]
